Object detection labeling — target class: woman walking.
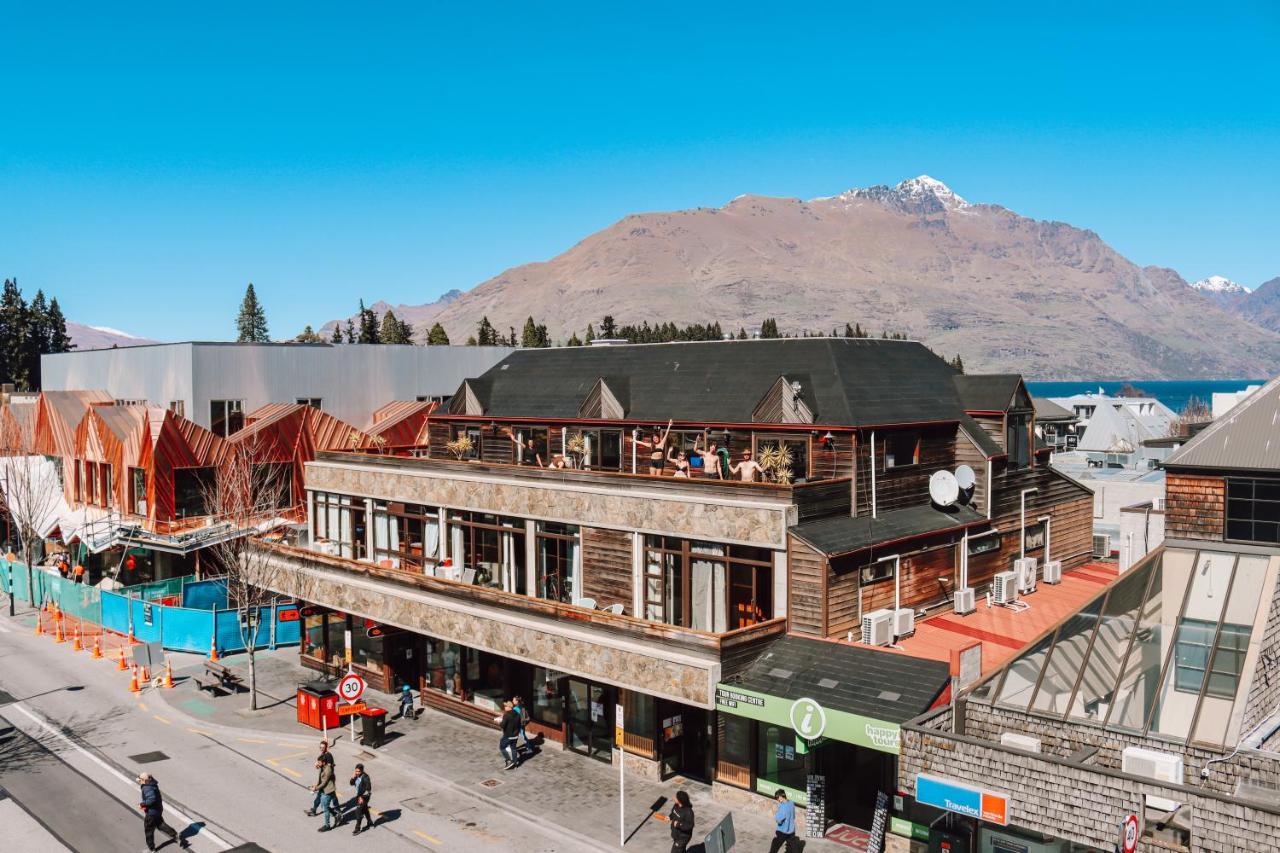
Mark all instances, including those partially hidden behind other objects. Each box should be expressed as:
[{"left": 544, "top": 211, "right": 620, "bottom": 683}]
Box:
[{"left": 668, "top": 790, "right": 695, "bottom": 853}]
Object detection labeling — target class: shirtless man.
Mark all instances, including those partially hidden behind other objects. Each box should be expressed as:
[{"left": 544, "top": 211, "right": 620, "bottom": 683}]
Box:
[
  {"left": 730, "top": 449, "right": 763, "bottom": 483},
  {"left": 693, "top": 434, "right": 724, "bottom": 479}
]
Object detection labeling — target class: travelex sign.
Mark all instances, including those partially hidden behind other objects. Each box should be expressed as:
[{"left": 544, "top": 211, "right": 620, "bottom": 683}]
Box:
[
  {"left": 915, "top": 773, "right": 1009, "bottom": 826},
  {"left": 715, "top": 684, "right": 901, "bottom": 754}
]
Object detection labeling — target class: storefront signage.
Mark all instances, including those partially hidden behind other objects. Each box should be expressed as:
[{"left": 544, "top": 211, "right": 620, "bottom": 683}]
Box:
[
  {"left": 915, "top": 773, "right": 1009, "bottom": 826},
  {"left": 805, "top": 774, "right": 826, "bottom": 838},
  {"left": 889, "top": 816, "right": 929, "bottom": 841},
  {"left": 867, "top": 790, "right": 889, "bottom": 853},
  {"left": 714, "top": 684, "right": 901, "bottom": 754}
]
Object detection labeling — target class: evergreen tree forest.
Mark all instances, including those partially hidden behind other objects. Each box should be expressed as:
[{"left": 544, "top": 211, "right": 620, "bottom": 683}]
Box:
[{"left": 0, "top": 278, "right": 74, "bottom": 390}]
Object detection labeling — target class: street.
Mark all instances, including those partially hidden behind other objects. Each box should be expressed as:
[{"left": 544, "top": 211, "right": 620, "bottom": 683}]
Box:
[{"left": 0, "top": 605, "right": 598, "bottom": 853}]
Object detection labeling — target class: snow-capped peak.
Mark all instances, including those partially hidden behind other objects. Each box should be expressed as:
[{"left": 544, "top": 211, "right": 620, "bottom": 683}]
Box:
[
  {"left": 1191, "top": 275, "right": 1248, "bottom": 294},
  {"left": 820, "top": 175, "right": 970, "bottom": 214},
  {"left": 89, "top": 325, "right": 144, "bottom": 339}
]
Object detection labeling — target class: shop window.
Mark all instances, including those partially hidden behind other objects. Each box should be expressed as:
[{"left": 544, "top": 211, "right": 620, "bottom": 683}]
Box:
[
  {"left": 1173, "top": 619, "right": 1250, "bottom": 698},
  {"left": 884, "top": 432, "right": 919, "bottom": 469},
  {"left": 323, "top": 613, "right": 346, "bottom": 667},
  {"left": 372, "top": 502, "right": 440, "bottom": 570},
  {"left": 350, "top": 621, "right": 385, "bottom": 671},
  {"left": 530, "top": 667, "right": 566, "bottom": 728},
  {"left": 623, "top": 691, "right": 657, "bottom": 758},
  {"left": 717, "top": 714, "right": 753, "bottom": 788},
  {"left": 129, "top": 467, "right": 147, "bottom": 516},
  {"left": 210, "top": 399, "right": 245, "bottom": 437},
  {"left": 425, "top": 639, "right": 465, "bottom": 698},
  {"left": 302, "top": 611, "right": 326, "bottom": 660},
  {"left": 1225, "top": 477, "right": 1280, "bottom": 545},
  {"left": 1142, "top": 797, "right": 1191, "bottom": 852},
  {"left": 174, "top": 466, "right": 216, "bottom": 518},
  {"left": 756, "top": 724, "right": 807, "bottom": 801}
]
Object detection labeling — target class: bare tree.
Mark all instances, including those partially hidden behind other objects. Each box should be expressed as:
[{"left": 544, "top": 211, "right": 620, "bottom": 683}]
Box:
[
  {"left": 199, "top": 438, "right": 294, "bottom": 710},
  {"left": 0, "top": 405, "right": 63, "bottom": 617},
  {"left": 1168, "top": 395, "right": 1213, "bottom": 437}
]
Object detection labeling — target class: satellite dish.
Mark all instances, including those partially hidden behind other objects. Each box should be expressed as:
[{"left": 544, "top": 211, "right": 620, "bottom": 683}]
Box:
[
  {"left": 929, "top": 470, "right": 960, "bottom": 507},
  {"left": 955, "top": 464, "right": 976, "bottom": 493}
]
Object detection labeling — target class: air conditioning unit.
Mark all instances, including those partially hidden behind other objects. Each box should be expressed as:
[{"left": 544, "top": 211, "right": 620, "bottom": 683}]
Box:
[
  {"left": 1122, "top": 746, "right": 1184, "bottom": 792},
  {"left": 953, "top": 587, "right": 976, "bottom": 615},
  {"left": 1000, "top": 732, "right": 1042, "bottom": 753},
  {"left": 993, "top": 571, "right": 1020, "bottom": 605},
  {"left": 894, "top": 608, "right": 916, "bottom": 638},
  {"left": 1043, "top": 560, "right": 1062, "bottom": 584},
  {"left": 1093, "top": 534, "right": 1112, "bottom": 558},
  {"left": 861, "top": 609, "right": 894, "bottom": 646},
  {"left": 1014, "top": 557, "right": 1038, "bottom": 593}
]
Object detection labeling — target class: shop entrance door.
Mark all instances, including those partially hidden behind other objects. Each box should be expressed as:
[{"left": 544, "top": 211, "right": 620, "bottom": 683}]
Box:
[
  {"left": 389, "top": 635, "right": 423, "bottom": 691},
  {"left": 658, "top": 703, "right": 713, "bottom": 781},
  {"left": 566, "top": 678, "right": 615, "bottom": 762}
]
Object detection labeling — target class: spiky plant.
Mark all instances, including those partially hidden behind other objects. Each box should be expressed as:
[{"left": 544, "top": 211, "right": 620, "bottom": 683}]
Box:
[{"left": 445, "top": 435, "right": 474, "bottom": 460}]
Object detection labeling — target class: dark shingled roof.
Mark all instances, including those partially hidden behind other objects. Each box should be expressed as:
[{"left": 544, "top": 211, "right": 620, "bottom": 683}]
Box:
[
  {"left": 1165, "top": 374, "right": 1280, "bottom": 472},
  {"left": 1033, "top": 397, "right": 1075, "bottom": 421},
  {"left": 727, "top": 635, "right": 949, "bottom": 724},
  {"left": 790, "top": 504, "right": 989, "bottom": 557},
  {"left": 954, "top": 374, "right": 1024, "bottom": 413},
  {"left": 460, "top": 338, "right": 967, "bottom": 427}
]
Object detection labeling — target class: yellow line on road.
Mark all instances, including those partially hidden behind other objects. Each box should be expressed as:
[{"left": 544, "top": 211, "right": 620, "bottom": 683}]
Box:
[
  {"left": 237, "top": 737, "right": 268, "bottom": 744},
  {"left": 153, "top": 715, "right": 171, "bottom": 725},
  {"left": 137, "top": 702, "right": 149, "bottom": 711},
  {"left": 265, "top": 749, "right": 310, "bottom": 766},
  {"left": 281, "top": 767, "right": 302, "bottom": 778},
  {"left": 413, "top": 830, "right": 443, "bottom": 845},
  {"left": 186, "top": 727, "right": 212, "bottom": 736}
]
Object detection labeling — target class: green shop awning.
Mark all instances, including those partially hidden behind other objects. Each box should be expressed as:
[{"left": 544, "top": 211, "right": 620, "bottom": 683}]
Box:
[{"left": 716, "top": 635, "right": 950, "bottom": 754}]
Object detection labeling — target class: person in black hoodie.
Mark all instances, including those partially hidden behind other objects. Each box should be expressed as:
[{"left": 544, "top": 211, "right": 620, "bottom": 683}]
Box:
[
  {"left": 668, "top": 789, "right": 695, "bottom": 853},
  {"left": 349, "top": 763, "right": 373, "bottom": 835},
  {"left": 137, "top": 773, "right": 188, "bottom": 850}
]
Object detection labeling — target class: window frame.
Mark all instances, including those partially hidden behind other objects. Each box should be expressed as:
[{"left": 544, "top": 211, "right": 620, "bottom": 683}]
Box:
[
  {"left": 295, "top": 397, "right": 323, "bottom": 409},
  {"left": 210, "top": 399, "right": 245, "bottom": 437},
  {"left": 883, "top": 431, "right": 921, "bottom": 470},
  {"left": 1224, "top": 477, "right": 1280, "bottom": 546}
]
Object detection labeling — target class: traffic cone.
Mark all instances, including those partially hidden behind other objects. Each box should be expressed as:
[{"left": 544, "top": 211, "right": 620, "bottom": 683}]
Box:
[
  {"left": 140, "top": 665, "right": 150, "bottom": 683},
  {"left": 54, "top": 620, "right": 65, "bottom": 643},
  {"left": 116, "top": 647, "right": 128, "bottom": 671},
  {"left": 72, "top": 627, "right": 83, "bottom": 652},
  {"left": 209, "top": 638, "right": 219, "bottom": 662},
  {"left": 128, "top": 666, "right": 140, "bottom": 693},
  {"left": 92, "top": 637, "right": 103, "bottom": 659},
  {"left": 164, "top": 660, "right": 174, "bottom": 689},
  {"left": 34, "top": 612, "right": 44, "bottom": 635}
]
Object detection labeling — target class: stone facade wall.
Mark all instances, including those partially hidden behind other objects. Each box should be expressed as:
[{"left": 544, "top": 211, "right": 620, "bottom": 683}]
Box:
[
  {"left": 269, "top": 552, "right": 722, "bottom": 707},
  {"left": 901, "top": 707, "right": 1280, "bottom": 852},
  {"left": 307, "top": 460, "right": 794, "bottom": 548},
  {"left": 1165, "top": 473, "right": 1225, "bottom": 542}
]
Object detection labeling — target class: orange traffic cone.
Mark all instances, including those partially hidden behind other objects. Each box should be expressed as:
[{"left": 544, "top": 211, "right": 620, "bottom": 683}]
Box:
[
  {"left": 209, "top": 638, "right": 219, "bottom": 662},
  {"left": 72, "top": 627, "right": 83, "bottom": 652},
  {"left": 92, "top": 636, "right": 103, "bottom": 659},
  {"left": 139, "top": 665, "right": 150, "bottom": 683},
  {"left": 128, "top": 666, "right": 140, "bottom": 694},
  {"left": 34, "top": 613, "right": 44, "bottom": 635},
  {"left": 116, "top": 647, "right": 128, "bottom": 670},
  {"left": 54, "top": 620, "right": 65, "bottom": 643},
  {"left": 164, "top": 660, "right": 174, "bottom": 689}
]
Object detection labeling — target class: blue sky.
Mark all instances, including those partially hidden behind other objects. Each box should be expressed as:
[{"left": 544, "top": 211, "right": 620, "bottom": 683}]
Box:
[{"left": 2, "top": 3, "right": 1277, "bottom": 340}]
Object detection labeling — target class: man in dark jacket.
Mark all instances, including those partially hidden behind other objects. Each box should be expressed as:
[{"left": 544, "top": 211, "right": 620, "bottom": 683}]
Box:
[
  {"left": 496, "top": 700, "right": 522, "bottom": 769},
  {"left": 349, "top": 763, "right": 373, "bottom": 835},
  {"left": 668, "top": 789, "right": 695, "bottom": 853},
  {"left": 137, "top": 773, "right": 188, "bottom": 850},
  {"left": 313, "top": 758, "right": 341, "bottom": 831}
]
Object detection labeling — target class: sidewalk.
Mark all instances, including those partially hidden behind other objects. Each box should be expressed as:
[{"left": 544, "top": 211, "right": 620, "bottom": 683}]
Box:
[{"left": 158, "top": 647, "right": 847, "bottom": 852}]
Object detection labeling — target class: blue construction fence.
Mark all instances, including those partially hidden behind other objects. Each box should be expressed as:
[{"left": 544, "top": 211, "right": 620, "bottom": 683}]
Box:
[{"left": 1, "top": 560, "right": 299, "bottom": 655}]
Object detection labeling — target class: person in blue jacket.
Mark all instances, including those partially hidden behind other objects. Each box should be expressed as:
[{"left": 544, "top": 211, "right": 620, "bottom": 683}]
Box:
[
  {"left": 768, "top": 789, "right": 797, "bottom": 853},
  {"left": 137, "top": 773, "right": 188, "bottom": 850}
]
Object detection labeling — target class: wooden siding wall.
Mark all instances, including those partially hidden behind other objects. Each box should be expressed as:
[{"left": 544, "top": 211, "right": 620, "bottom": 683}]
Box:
[
  {"left": 955, "top": 429, "right": 989, "bottom": 513},
  {"left": 1165, "top": 473, "right": 1225, "bottom": 541},
  {"left": 787, "top": 535, "right": 826, "bottom": 636},
  {"left": 852, "top": 425, "right": 957, "bottom": 518},
  {"left": 853, "top": 543, "right": 958, "bottom": 618},
  {"left": 794, "top": 479, "right": 853, "bottom": 521},
  {"left": 480, "top": 428, "right": 515, "bottom": 465},
  {"left": 427, "top": 422, "right": 450, "bottom": 457},
  {"left": 972, "top": 415, "right": 1005, "bottom": 451},
  {"left": 580, "top": 526, "right": 633, "bottom": 612},
  {"left": 811, "top": 433, "right": 854, "bottom": 481}
]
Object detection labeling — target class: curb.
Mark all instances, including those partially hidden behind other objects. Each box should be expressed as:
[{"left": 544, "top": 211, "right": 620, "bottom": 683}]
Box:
[{"left": 148, "top": 679, "right": 610, "bottom": 852}]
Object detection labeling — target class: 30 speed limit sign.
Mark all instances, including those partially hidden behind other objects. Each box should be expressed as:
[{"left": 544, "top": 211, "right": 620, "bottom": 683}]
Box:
[
  {"left": 1120, "top": 814, "right": 1139, "bottom": 853},
  {"left": 338, "top": 673, "right": 366, "bottom": 704}
]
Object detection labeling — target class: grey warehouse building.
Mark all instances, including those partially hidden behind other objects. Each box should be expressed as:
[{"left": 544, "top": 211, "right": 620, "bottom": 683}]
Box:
[{"left": 40, "top": 342, "right": 514, "bottom": 434}]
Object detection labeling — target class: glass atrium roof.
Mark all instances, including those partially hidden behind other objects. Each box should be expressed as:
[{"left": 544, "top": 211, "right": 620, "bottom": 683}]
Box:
[{"left": 967, "top": 546, "right": 1278, "bottom": 749}]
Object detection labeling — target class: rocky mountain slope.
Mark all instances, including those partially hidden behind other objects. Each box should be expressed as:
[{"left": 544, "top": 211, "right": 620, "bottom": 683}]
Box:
[
  {"left": 1191, "top": 275, "right": 1251, "bottom": 311},
  {"left": 319, "top": 290, "right": 461, "bottom": 339},
  {"left": 328, "top": 177, "right": 1280, "bottom": 378},
  {"left": 65, "top": 321, "right": 158, "bottom": 350},
  {"left": 1237, "top": 277, "right": 1280, "bottom": 333}
]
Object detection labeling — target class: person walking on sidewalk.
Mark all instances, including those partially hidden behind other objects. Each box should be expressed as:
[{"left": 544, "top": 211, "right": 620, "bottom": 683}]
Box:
[
  {"left": 495, "top": 700, "right": 521, "bottom": 769},
  {"left": 312, "top": 757, "right": 342, "bottom": 831},
  {"left": 136, "top": 773, "right": 188, "bottom": 851},
  {"left": 768, "top": 789, "right": 797, "bottom": 853},
  {"left": 397, "top": 684, "right": 415, "bottom": 721},
  {"left": 512, "top": 694, "right": 533, "bottom": 755},
  {"left": 668, "top": 789, "right": 695, "bottom": 853},
  {"left": 349, "top": 763, "right": 374, "bottom": 835}
]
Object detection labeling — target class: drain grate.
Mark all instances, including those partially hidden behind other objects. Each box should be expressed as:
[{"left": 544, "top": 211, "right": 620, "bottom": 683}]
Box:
[
  {"left": 479, "top": 778, "right": 504, "bottom": 788},
  {"left": 129, "top": 751, "right": 169, "bottom": 764}
]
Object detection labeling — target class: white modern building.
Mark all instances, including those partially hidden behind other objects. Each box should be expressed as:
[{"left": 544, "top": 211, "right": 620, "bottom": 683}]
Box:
[
  {"left": 1212, "top": 384, "right": 1262, "bottom": 418},
  {"left": 41, "top": 342, "right": 514, "bottom": 435}
]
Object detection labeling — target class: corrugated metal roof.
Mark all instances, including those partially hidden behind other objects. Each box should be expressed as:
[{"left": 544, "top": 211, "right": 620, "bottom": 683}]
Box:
[
  {"left": 1033, "top": 397, "right": 1074, "bottom": 420},
  {"left": 1165, "top": 374, "right": 1280, "bottom": 471}
]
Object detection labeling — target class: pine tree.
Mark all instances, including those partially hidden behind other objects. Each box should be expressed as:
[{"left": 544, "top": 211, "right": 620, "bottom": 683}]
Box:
[
  {"left": 0, "top": 279, "right": 29, "bottom": 387},
  {"left": 475, "top": 316, "right": 497, "bottom": 346},
  {"left": 584, "top": 323, "right": 596, "bottom": 345},
  {"left": 759, "top": 318, "right": 779, "bottom": 339},
  {"left": 23, "top": 290, "right": 49, "bottom": 389},
  {"left": 465, "top": 335, "right": 477, "bottom": 346},
  {"left": 427, "top": 323, "right": 450, "bottom": 345},
  {"left": 737, "top": 327, "right": 748, "bottom": 340},
  {"left": 356, "top": 300, "right": 380, "bottom": 344},
  {"left": 566, "top": 333, "right": 582, "bottom": 346},
  {"left": 380, "top": 310, "right": 412, "bottom": 344},
  {"left": 600, "top": 315, "right": 617, "bottom": 338},
  {"left": 235, "top": 283, "right": 270, "bottom": 342},
  {"left": 951, "top": 354, "right": 965, "bottom": 374},
  {"left": 521, "top": 316, "right": 540, "bottom": 348},
  {"left": 344, "top": 319, "right": 356, "bottom": 343},
  {"left": 295, "top": 325, "right": 323, "bottom": 343},
  {"left": 46, "top": 298, "right": 72, "bottom": 353},
  {"left": 330, "top": 325, "right": 343, "bottom": 343}
]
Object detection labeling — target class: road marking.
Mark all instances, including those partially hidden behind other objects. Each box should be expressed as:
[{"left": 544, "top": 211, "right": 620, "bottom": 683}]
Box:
[
  {"left": 281, "top": 767, "right": 302, "bottom": 778},
  {"left": 413, "top": 830, "right": 443, "bottom": 844},
  {"left": 137, "top": 701, "right": 149, "bottom": 711},
  {"left": 237, "top": 737, "right": 268, "bottom": 744},
  {"left": 266, "top": 749, "right": 310, "bottom": 766},
  {"left": 9, "top": 702, "right": 232, "bottom": 850},
  {"left": 153, "top": 715, "right": 171, "bottom": 725},
  {"left": 186, "top": 727, "right": 212, "bottom": 736}
]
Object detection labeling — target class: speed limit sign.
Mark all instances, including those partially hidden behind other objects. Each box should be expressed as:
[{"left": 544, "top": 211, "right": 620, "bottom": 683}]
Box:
[
  {"left": 338, "top": 673, "right": 366, "bottom": 704},
  {"left": 1120, "top": 814, "right": 1139, "bottom": 853}
]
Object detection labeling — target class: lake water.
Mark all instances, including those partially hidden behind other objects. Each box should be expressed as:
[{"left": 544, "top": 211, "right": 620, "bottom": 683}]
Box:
[{"left": 1025, "top": 379, "right": 1267, "bottom": 414}]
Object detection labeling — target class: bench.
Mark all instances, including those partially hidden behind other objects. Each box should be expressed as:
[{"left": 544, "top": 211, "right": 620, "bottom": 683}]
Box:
[{"left": 193, "top": 661, "right": 244, "bottom": 696}]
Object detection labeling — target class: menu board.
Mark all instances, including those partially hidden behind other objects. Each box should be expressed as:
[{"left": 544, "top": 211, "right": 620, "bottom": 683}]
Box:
[
  {"left": 805, "top": 774, "right": 826, "bottom": 838},
  {"left": 867, "top": 789, "right": 890, "bottom": 853}
]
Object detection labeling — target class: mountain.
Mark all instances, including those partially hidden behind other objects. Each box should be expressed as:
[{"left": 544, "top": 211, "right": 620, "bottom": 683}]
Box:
[
  {"left": 317, "top": 290, "right": 462, "bottom": 341},
  {"left": 1238, "top": 277, "right": 1280, "bottom": 333},
  {"left": 328, "top": 177, "right": 1280, "bottom": 378},
  {"left": 1190, "top": 275, "right": 1251, "bottom": 311},
  {"left": 65, "top": 321, "right": 159, "bottom": 350}
]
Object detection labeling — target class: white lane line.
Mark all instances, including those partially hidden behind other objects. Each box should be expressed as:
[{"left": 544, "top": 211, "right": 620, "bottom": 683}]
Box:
[
  {"left": 9, "top": 702, "right": 233, "bottom": 850},
  {"left": 0, "top": 620, "right": 12, "bottom": 633}
]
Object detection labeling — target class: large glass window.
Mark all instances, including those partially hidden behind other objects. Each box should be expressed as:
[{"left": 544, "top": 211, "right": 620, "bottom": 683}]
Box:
[
  {"left": 756, "top": 725, "right": 807, "bottom": 802},
  {"left": 129, "top": 467, "right": 147, "bottom": 516},
  {"left": 1174, "top": 619, "right": 1250, "bottom": 697},
  {"left": 530, "top": 667, "right": 566, "bottom": 728},
  {"left": 210, "top": 399, "right": 244, "bottom": 437},
  {"left": 425, "top": 639, "right": 464, "bottom": 697},
  {"left": 884, "top": 432, "right": 919, "bottom": 469},
  {"left": 1225, "top": 477, "right": 1280, "bottom": 544},
  {"left": 643, "top": 536, "right": 773, "bottom": 631},
  {"left": 372, "top": 502, "right": 440, "bottom": 571},
  {"left": 252, "top": 462, "right": 294, "bottom": 511},
  {"left": 350, "top": 620, "right": 385, "bottom": 671},
  {"left": 623, "top": 691, "right": 657, "bottom": 758},
  {"left": 717, "top": 714, "right": 753, "bottom": 788},
  {"left": 755, "top": 435, "right": 810, "bottom": 483},
  {"left": 535, "top": 522, "right": 578, "bottom": 602},
  {"left": 451, "top": 511, "right": 525, "bottom": 593},
  {"left": 579, "top": 429, "right": 623, "bottom": 472},
  {"left": 1007, "top": 413, "right": 1031, "bottom": 469},
  {"left": 302, "top": 610, "right": 326, "bottom": 660},
  {"left": 313, "top": 491, "right": 359, "bottom": 559},
  {"left": 323, "top": 613, "right": 346, "bottom": 666},
  {"left": 174, "top": 466, "right": 216, "bottom": 518},
  {"left": 84, "top": 461, "right": 97, "bottom": 504},
  {"left": 449, "top": 425, "right": 481, "bottom": 460}
]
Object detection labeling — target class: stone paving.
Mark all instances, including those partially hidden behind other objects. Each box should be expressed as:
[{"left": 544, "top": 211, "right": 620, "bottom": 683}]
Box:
[{"left": 158, "top": 648, "right": 847, "bottom": 852}]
